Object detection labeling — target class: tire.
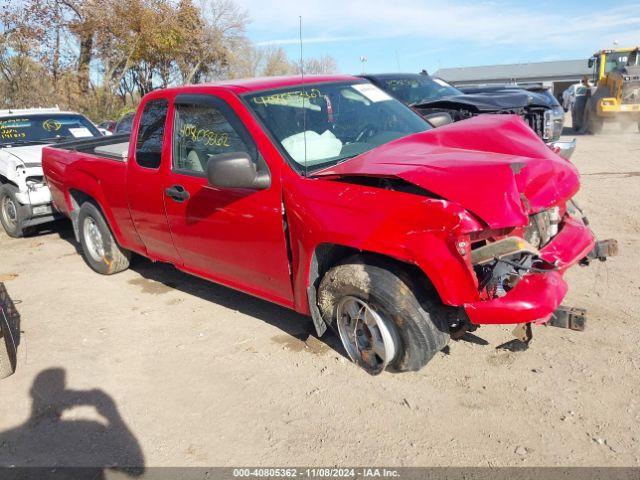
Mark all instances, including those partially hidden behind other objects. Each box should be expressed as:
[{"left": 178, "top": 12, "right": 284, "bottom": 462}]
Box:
[
  {"left": 0, "top": 184, "right": 32, "bottom": 238},
  {"left": 318, "top": 256, "right": 449, "bottom": 374},
  {"left": 77, "top": 202, "right": 130, "bottom": 275},
  {"left": 585, "top": 99, "right": 604, "bottom": 134},
  {"left": 0, "top": 283, "right": 19, "bottom": 379},
  {"left": 571, "top": 96, "right": 586, "bottom": 132}
]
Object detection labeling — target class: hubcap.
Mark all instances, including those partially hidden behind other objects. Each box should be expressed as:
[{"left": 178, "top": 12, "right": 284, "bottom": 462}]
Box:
[
  {"left": 1, "top": 196, "right": 18, "bottom": 229},
  {"left": 336, "top": 296, "right": 400, "bottom": 374},
  {"left": 83, "top": 217, "right": 106, "bottom": 262}
]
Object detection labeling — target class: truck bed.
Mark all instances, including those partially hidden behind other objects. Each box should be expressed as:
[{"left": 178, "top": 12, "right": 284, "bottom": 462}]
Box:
[
  {"left": 53, "top": 134, "right": 130, "bottom": 161},
  {"left": 42, "top": 135, "right": 144, "bottom": 252}
]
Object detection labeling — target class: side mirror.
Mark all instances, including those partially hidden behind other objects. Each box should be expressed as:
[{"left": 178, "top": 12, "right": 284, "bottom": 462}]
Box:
[
  {"left": 588, "top": 58, "right": 594, "bottom": 69},
  {"left": 424, "top": 112, "right": 454, "bottom": 128},
  {"left": 206, "top": 152, "right": 270, "bottom": 190},
  {"left": 0, "top": 283, "right": 19, "bottom": 379}
]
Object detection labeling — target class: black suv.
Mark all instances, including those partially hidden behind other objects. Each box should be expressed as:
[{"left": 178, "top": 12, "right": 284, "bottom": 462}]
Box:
[{"left": 362, "top": 73, "right": 564, "bottom": 142}]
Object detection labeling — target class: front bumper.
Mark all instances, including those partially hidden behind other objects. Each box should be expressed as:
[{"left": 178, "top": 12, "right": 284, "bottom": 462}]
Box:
[
  {"left": 15, "top": 184, "right": 51, "bottom": 206},
  {"left": 464, "top": 216, "right": 596, "bottom": 325},
  {"left": 548, "top": 139, "right": 576, "bottom": 160},
  {"left": 13, "top": 186, "right": 60, "bottom": 227},
  {"left": 22, "top": 205, "right": 63, "bottom": 227}
]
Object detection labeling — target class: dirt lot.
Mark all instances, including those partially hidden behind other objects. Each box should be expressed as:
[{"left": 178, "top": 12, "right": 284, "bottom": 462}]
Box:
[{"left": 0, "top": 122, "right": 639, "bottom": 469}]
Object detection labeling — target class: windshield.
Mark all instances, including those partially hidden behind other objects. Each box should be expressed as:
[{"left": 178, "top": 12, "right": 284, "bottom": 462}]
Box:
[
  {"left": 0, "top": 114, "right": 100, "bottom": 146},
  {"left": 604, "top": 51, "right": 639, "bottom": 73},
  {"left": 245, "top": 82, "right": 431, "bottom": 171},
  {"left": 374, "top": 75, "right": 462, "bottom": 105}
]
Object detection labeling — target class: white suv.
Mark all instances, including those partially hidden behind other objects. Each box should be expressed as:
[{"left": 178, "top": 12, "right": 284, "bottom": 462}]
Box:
[{"left": 0, "top": 108, "right": 101, "bottom": 237}]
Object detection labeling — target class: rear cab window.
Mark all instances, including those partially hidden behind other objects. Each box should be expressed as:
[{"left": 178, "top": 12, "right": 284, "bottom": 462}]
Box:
[{"left": 135, "top": 99, "right": 169, "bottom": 169}]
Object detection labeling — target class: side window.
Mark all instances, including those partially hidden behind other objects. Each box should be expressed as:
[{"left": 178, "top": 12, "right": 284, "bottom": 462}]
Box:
[
  {"left": 172, "top": 100, "right": 256, "bottom": 174},
  {"left": 135, "top": 99, "right": 168, "bottom": 169}
]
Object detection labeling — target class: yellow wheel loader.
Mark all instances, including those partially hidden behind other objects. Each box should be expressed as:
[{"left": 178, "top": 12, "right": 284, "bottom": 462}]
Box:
[{"left": 572, "top": 47, "right": 640, "bottom": 134}]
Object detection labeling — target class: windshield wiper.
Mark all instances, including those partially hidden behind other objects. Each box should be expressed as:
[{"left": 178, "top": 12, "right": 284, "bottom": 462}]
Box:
[
  {"left": 3, "top": 137, "right": 69, "bottom": 147},
  {"left": 1, "top": 139, "right": 50, "bottom": 146},
  {"left": 335, "top": 154, "right": 358, "bottom": 165}
]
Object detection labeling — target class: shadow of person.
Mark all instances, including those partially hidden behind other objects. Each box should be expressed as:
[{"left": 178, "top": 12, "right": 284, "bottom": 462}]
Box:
[{"left": 0, "top": 368, "right": 144, "bottom": 479}]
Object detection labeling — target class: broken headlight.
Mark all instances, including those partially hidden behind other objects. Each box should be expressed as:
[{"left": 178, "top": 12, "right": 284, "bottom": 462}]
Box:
[
  {"left": 26, "top": 176, "right": 45, "bottom": 192},
  {"left": 523, "top": 207, "right": 560, "bottom": 248}
]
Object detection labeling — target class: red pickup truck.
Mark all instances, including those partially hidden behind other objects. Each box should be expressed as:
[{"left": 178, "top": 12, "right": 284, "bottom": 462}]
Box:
[{"left": 42, "top": 75, "right": 614, "bottom": 374}]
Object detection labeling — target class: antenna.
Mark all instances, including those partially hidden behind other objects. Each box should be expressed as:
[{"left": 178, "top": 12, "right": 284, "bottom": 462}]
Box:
[
  {"left": 299, "top": 16, "right": 308, "bottom": 177},
  {"left": 360, "top": 56, "right": 367, "bottom": 74}
]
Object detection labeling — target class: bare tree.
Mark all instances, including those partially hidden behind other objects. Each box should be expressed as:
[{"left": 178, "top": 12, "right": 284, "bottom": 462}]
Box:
[
  {"left": 0, "top": 0, "right": 335, "bottom": 119},
  {"left": 296, "top": 55, "right": 338, "bottom": 75}
]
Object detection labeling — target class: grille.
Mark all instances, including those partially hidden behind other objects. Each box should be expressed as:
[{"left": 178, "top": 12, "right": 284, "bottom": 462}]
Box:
[
  {"left": 622, "top": 82, "right": 640, "bottom": 104},
  {"left": 520, "top": 110, "right": 545, "bottom": 139}
]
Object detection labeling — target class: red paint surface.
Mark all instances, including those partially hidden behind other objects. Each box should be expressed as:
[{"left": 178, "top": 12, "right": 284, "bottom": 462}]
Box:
[{"left": 42, "top": 76, "right": 594, "bottom": 325}]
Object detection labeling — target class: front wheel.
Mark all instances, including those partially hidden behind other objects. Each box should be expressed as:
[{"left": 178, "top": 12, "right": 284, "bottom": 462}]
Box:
[
  {"left": 78, "top": 202, "right": 130, "bottom": 275},
  {"left": 585, "top": 99, "right": 604, "bottom": 134},
  {"left": 0, "top": 184, "right": 35, "bottom": 238},
  {"left": 318, "top": 258, "right": 449, "bottom": 374}
]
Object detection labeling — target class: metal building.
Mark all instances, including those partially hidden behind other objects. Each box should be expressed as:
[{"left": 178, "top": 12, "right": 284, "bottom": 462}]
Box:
[{"left": 434, "top": 59, "right": 592, "bottom": 97}]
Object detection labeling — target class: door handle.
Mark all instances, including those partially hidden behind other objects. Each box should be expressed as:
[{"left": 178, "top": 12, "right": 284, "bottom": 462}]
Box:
[{"left": 165, "top": 185, "right": 190, "bottom": 202}]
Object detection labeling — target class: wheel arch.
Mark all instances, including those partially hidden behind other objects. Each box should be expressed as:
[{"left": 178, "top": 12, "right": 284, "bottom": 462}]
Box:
[
  {"left": 0, "top": 174, "right": 18, "bottom": 187},
  {"left": 68, "top": 188, "right": 118, "bottom": 244},
  {"left": 306, "top": 243, "right": 440, "bottom": 337}
]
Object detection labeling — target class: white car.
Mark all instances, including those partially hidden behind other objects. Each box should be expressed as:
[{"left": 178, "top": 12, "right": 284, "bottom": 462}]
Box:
[
  {"left": 562, "top": 83, "right": 588, "bottom": 112},
  {"left": 0, "top": 108, "right": 102, "bottom": 237}
]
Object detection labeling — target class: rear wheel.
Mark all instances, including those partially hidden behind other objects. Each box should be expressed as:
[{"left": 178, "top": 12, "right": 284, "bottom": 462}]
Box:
[
  {"left": 318, "top": 257, "right": 449, "bottom": 374},
  {"left": 0, "top": 184, "right": 32, "bottom": 238},
  {"left": 78, "top": 202, "right": 130, "bottom": 275},
  {"left": 587, "top": 110, "right": 604, "bottom": 135},
  {"left": 585, "top": 99, "right": 604, "bottom": 134}
]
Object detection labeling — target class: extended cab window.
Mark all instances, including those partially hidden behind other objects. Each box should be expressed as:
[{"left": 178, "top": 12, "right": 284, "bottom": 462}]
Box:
[
  {"left": 173, "top": 100, "right": 256, "bottom": 174},
  {"left": 135, "top": 99, "right": 168, "bottom": 169}
]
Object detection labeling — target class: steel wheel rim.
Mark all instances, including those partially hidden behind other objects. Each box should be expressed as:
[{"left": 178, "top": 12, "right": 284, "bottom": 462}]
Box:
[
  {"left": 1, "top": 196, "right": 18, "bottom": 230},
  {"left": 336, "top": 296, "right": 400, "bottom": 374},
  {"left": 83, "top": 217, "right": 105, "bottom": 262}
]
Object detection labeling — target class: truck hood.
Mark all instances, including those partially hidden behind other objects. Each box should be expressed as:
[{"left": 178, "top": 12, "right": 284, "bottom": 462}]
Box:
[
  {"left": 1, "top": 145, "right": 46, "bottom": 169},
  {"left": 313, "top": 115, "right": 579, "bottom": 228},
  {"left": 414, "top": 91, "right": 549, "bottom": 112}
]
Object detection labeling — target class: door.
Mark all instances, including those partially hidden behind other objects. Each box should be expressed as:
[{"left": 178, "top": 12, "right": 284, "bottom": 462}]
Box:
[
  {"left": 127, "top": 97, "right": 181, "bottom": 263},
  {"left": 162, "top": 94, "right": 294, "bottom": 305}
]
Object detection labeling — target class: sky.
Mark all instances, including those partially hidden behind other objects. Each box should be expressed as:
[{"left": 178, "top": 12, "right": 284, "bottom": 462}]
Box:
[{"left": 233, "top": 0, "right": 640, "bottom": 75}]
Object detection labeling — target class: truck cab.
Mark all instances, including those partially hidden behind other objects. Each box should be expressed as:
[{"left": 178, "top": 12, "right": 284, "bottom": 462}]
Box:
[
  {"left": 41, "top": 76, "right": 614, "bottom": 374},
  {"left": 0, "top": 108, "right": 102, "bottom": 237}
]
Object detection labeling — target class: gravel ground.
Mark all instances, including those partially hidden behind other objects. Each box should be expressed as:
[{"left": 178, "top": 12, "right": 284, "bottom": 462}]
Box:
[{"left": 0, "top": 121, "right": 639, "bottom": 470}]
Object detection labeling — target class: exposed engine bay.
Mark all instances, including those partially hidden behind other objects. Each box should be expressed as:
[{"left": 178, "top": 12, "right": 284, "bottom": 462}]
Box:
[
  {"left": 471, "top": 242, "right": 557, "bottom": 300},
  {"left": 417, "top": 105, "right": 552, "bottom": 142}
]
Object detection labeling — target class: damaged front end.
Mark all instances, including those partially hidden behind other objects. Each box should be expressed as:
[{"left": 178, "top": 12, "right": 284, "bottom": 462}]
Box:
[
  {"left": 464, "top": 205, "right": 617, "bottom": 327},
  {"left": 314, "top": 115, "right": 617, "bottom": 330},
  {"left": 471, "top": 236, "right": 555, "bottom": 300}
]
